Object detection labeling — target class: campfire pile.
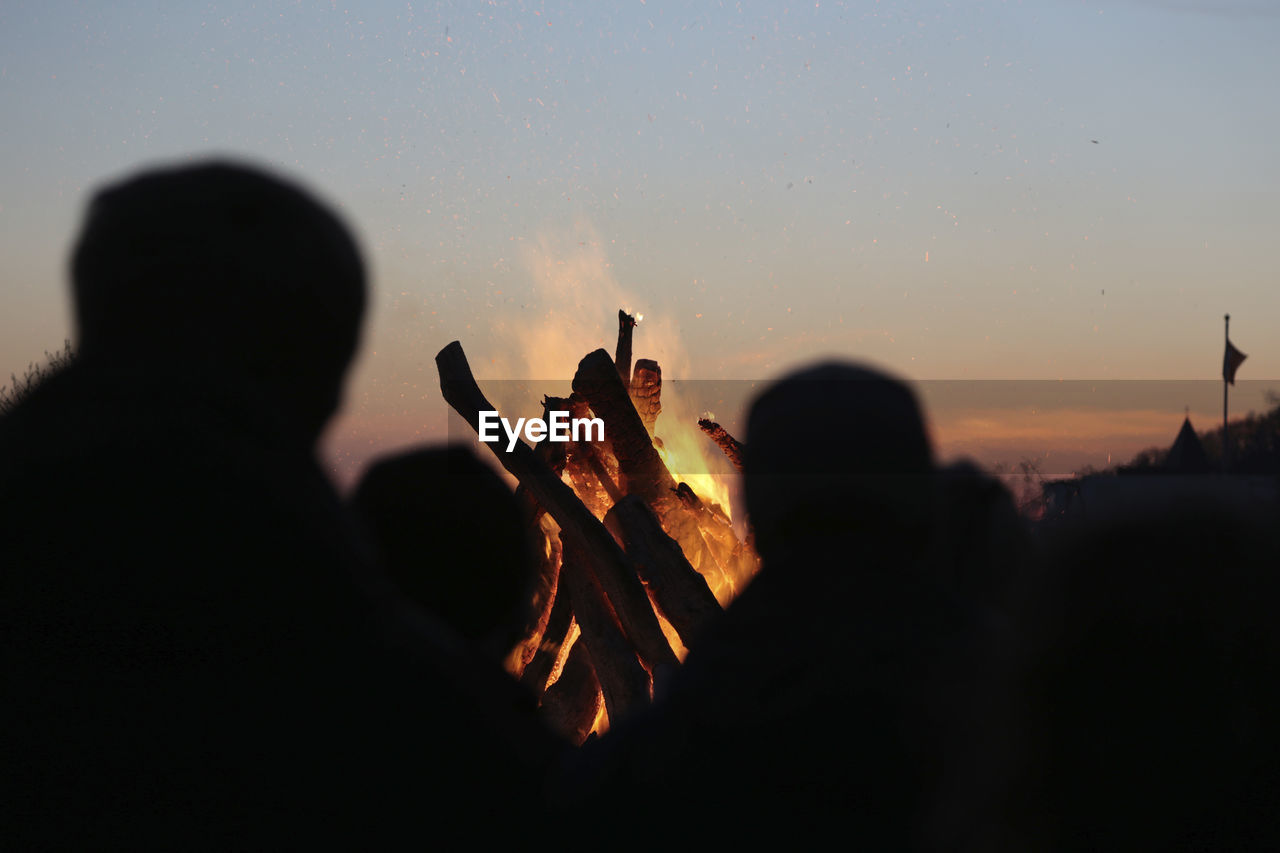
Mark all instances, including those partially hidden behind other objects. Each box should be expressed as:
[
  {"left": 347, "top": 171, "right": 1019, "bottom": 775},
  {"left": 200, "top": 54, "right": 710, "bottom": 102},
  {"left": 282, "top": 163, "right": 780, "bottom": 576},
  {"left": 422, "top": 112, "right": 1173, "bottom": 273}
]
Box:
[{"left": 436, "top": 310, "right": 759, "bottom": 742}]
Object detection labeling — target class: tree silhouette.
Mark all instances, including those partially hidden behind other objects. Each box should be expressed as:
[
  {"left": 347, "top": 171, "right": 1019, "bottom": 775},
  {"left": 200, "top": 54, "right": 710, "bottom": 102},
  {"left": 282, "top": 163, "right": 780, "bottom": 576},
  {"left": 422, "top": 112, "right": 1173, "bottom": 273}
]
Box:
[{"left": 0, "top": 340, "right": 76, "bottom": 417}]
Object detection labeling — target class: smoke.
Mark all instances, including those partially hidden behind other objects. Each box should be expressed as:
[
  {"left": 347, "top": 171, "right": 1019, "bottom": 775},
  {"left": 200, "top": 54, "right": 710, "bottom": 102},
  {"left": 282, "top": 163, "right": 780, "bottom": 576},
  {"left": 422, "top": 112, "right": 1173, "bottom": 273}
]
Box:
[{"left": 484, "top": 221, "right": 689, "bottom": 382}]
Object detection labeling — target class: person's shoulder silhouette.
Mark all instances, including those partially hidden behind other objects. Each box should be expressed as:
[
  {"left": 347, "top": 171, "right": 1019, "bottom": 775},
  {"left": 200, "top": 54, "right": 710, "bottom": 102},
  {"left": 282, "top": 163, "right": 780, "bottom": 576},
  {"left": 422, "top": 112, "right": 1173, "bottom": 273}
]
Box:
[
  {"left": 351, "top": 444, "right": 537, "bottom": 663},
  {"left": 1, "top": 160, "right": 557, "bottom": 846},
  {"left": 1014, "top": 502, "right": 1280, "bottom": 850},
  {"left": 560, "top": 362, "right": 998, "bottom": 848}
]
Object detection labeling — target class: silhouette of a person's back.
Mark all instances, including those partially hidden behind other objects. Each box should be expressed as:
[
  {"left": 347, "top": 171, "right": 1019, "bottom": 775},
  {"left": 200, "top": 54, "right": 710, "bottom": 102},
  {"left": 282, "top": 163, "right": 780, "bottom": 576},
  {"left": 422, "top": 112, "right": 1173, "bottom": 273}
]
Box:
[
  {"left": 560, "top": 363, "right": 998, "bottom": 847},
  {"left": 350, "top": 444, "right": 538, "bottom": 663},
  {"left": 1014, "top": 504, "right": 1280, "bottom": 850},
  {"left": 0, "top": 162, "right": 557, "bottom": 846}
]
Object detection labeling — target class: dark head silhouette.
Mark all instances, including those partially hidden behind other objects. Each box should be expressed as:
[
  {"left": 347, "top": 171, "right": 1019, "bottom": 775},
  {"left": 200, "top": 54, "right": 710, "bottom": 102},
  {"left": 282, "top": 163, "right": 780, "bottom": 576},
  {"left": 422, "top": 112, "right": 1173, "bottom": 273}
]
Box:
[
  {"left": 937, "top": 459, "right": 1033, "bottom": 613},
  {"left": 1, "top": 161, "right": 559, "bottom": 845},
  {"left": 70, "top": 160, "right": 365, "bottom": 443},
  {"left": 743, "top": 361, "right": 935, "bottom": 561},
  {"left": 351, "top": 444, "right": 536, "bottom": 662},
  {"left": 556, "top": 362, "right": 998, "bottom": 849}
]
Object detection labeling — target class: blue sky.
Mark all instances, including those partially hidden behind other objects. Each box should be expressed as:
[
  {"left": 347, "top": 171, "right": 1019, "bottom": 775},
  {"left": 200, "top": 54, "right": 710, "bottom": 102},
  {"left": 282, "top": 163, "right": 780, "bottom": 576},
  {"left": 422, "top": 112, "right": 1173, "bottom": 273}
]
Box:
[{"left": 3, "top": 1, "right": 1277, "bottom": 480}]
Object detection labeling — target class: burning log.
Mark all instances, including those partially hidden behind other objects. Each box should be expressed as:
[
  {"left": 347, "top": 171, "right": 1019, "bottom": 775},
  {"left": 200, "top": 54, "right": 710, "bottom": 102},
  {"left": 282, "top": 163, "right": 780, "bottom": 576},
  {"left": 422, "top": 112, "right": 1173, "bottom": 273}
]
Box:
[
  {"left": 605, "top": 496, "right": 722, "bottom": 650},
  {"left": 563, "top": 451, "right": 608, "bottom": 519},
  {"left": 528, "top": 392, "right": 619, "bottom": 516},
  {"left": 674, "top": 482, "right": 737, "bottom": 559},
  {"left": 511, "top": 395, "right": 576, "bottom": 673},
  {"left": 673, "top": 482, "right": 759, "bottom": 600},
  {"left": 560, "top": 538, "right": 651, "bottom": 725},
  {"left": 630, "top": 359, "right": 662, "bottom": 436},
  {"left": 513, "top": 522, "right": 561, "bottom": 678},
  {"left": 539, "top": 641, "right": 602, "bottom": 745},
  {"left": 568, "top": 348, "right": 727, "bottom": 568},
  {"left": 572, "top": 349, "right": 733, "bottom": 595},
  {"left": 525, "top": 395, "right": 597, "bottom": 513},
  {"left": 614, "top": 310, "right": 637, "bottom": 385},
  {"left": 572, "top": 349, "right": 676, "bottom": 507},
  {"left": 514, "top": 396, "right": 571, "bottom": 538},
  {"left": 674, "top": 478, "right": 745, "bottom": 597},
  {"left": 436, "top": 341, "right": 678, "bottom": 672},
  {"left": 579, "top": 441, "right": 623, "bottom": 506},
  {"left": 519, "top": 534, "right": 569, "bottom": 697},
  {"left": 537, "top": 396, "right": 575, "bottom": 472},
  {"left": 697, "top": 418, "right": 745, "bottom": 472}
]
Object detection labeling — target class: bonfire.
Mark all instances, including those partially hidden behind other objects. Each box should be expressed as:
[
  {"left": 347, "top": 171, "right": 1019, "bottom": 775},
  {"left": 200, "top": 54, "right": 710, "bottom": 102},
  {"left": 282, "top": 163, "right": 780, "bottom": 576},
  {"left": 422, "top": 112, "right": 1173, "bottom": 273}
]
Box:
[{"left": 436, "top": 310, "right": 759, "bottom": 741}]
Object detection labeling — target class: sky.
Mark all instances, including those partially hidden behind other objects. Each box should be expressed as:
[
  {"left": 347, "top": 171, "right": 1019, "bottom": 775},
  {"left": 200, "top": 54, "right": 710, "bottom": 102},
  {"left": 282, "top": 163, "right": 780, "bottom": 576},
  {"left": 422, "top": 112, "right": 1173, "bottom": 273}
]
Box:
[{"left": 2, "top": 0, "right": 1277, "bottom": 486}]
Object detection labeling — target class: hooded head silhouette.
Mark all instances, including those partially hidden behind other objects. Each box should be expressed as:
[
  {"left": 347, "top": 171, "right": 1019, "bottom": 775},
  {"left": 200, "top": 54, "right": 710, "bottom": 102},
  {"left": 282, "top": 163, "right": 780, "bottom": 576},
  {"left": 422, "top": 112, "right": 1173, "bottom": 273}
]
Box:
[
  {"left": 70, "top": 160, "right": 366, "bottom": 442},
  {"left": 744, "top": 362, "right": 936, "bottom": 562}
]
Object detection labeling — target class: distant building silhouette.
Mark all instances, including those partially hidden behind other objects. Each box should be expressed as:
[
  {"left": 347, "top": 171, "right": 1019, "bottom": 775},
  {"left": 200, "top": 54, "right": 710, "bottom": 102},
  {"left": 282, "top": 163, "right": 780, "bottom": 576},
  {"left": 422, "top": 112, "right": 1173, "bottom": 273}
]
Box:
[
  {"left": 1041, "top": 414, "right": 1277, "bottom": 523},
  {"left": 1165, "top": 416, "right": 1210, "bottom": 474}
]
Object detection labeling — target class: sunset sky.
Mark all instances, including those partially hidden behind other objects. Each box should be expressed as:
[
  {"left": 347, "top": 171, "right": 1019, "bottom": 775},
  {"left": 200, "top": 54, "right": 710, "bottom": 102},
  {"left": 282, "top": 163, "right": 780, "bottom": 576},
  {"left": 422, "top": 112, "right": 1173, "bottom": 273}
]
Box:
[{"left": 2, "top": 1, "right": 1277, "bottom": 486}]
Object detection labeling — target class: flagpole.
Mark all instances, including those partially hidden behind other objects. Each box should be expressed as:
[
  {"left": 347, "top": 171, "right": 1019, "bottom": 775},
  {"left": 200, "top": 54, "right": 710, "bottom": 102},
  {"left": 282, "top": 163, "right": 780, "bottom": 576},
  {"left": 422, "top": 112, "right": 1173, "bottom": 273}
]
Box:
[{"left": 1223, "top": 313, "right": 1229, "bottom": 475}]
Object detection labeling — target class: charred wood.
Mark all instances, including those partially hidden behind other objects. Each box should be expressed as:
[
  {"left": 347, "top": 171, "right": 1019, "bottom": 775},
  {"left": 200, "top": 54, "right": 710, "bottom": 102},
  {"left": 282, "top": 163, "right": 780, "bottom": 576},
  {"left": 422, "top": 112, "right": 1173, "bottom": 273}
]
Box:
[
  {"left": 580, "top": 440, "right": 623, "bottom": 505},
  {"left": 514, "top": 397, "right": 571, "bottom": 526},
  {"left": 570, "top": 351, "right": 725, "bottom": 584},
  {"left": 572, "top": 349, "right": 676, "bottom": 506},
  {"left": 539, "top": 640, "right": 602, "bottom": 746},
  {"left": 605, "top": 495, "right": 722, "bottom": 650},
  {"left": 697, "top": 418, "right": 745, "bottom": 471},
  {"left": 518, "top": 534, "right": 568, "bottom": 696},
  {"left": 513, "top": 524, "right": 560, "bottom": 678},
  {"left": 559, "top": 537, "right": 651, "bottom": 725},
  {"left": 553, "top": 393, "right": 622, "bottom": 511},
  {"left": 630, "top": 359, "right": 662, "bottom": 436},
  {"left": 538, "top": 395, "right": 577, "bottom": 472},
  {"left": 614, "top": 310, "right": 637, "bottom": 386},
  {"left": 673, "top": 481, "right": 759, "bottom": 598},
  {"left": 436, "top": 341, "right": 677, "bottom": 671},
  {"left": 512, "top": 395, "right": 578, "bottom": 672},
  {"left": 564, "top": 449, "right": 609, "bottom": 517},
  {"left": 674, "top": 481, "right": 738, "bottom": 559},
  {"left": 651, "top": 487, "right": 730, "bottom": 589}
]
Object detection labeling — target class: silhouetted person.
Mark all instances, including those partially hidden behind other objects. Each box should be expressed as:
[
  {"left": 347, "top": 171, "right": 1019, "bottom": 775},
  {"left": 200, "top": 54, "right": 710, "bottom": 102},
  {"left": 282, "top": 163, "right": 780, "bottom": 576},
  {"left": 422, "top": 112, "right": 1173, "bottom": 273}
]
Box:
[
  {"left": 559, "top": 363, "right": 1000, "bottom": 848},
  {"left": 937, "top": 459, "right": 1036, "bottom": 619},
  {"left": 351, "top": 445, "right": 536, "bottom": 663},
  {"left": 743, "top": 363, "right": 937, "bottom": 562},
  {"left": 0, "top": 161, "right": 558, "bottom": 847},
  {"left": 1012, "top": 502, "right": 1280, "bottom": 851}
]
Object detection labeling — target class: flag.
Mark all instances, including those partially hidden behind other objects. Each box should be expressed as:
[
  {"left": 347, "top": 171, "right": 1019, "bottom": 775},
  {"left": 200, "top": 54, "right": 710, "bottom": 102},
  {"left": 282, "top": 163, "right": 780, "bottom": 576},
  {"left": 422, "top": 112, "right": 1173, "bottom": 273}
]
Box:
[{"left": 1223, "top": 339, "right": 1247, "bottom": 385}]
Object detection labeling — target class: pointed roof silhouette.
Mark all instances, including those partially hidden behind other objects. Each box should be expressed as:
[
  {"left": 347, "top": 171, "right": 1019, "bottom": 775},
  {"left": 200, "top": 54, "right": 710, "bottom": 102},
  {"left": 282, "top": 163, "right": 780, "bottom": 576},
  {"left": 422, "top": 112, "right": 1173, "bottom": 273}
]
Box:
[{"left": 1165, "top": 416, "right": 1210, "bottom": 474}]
